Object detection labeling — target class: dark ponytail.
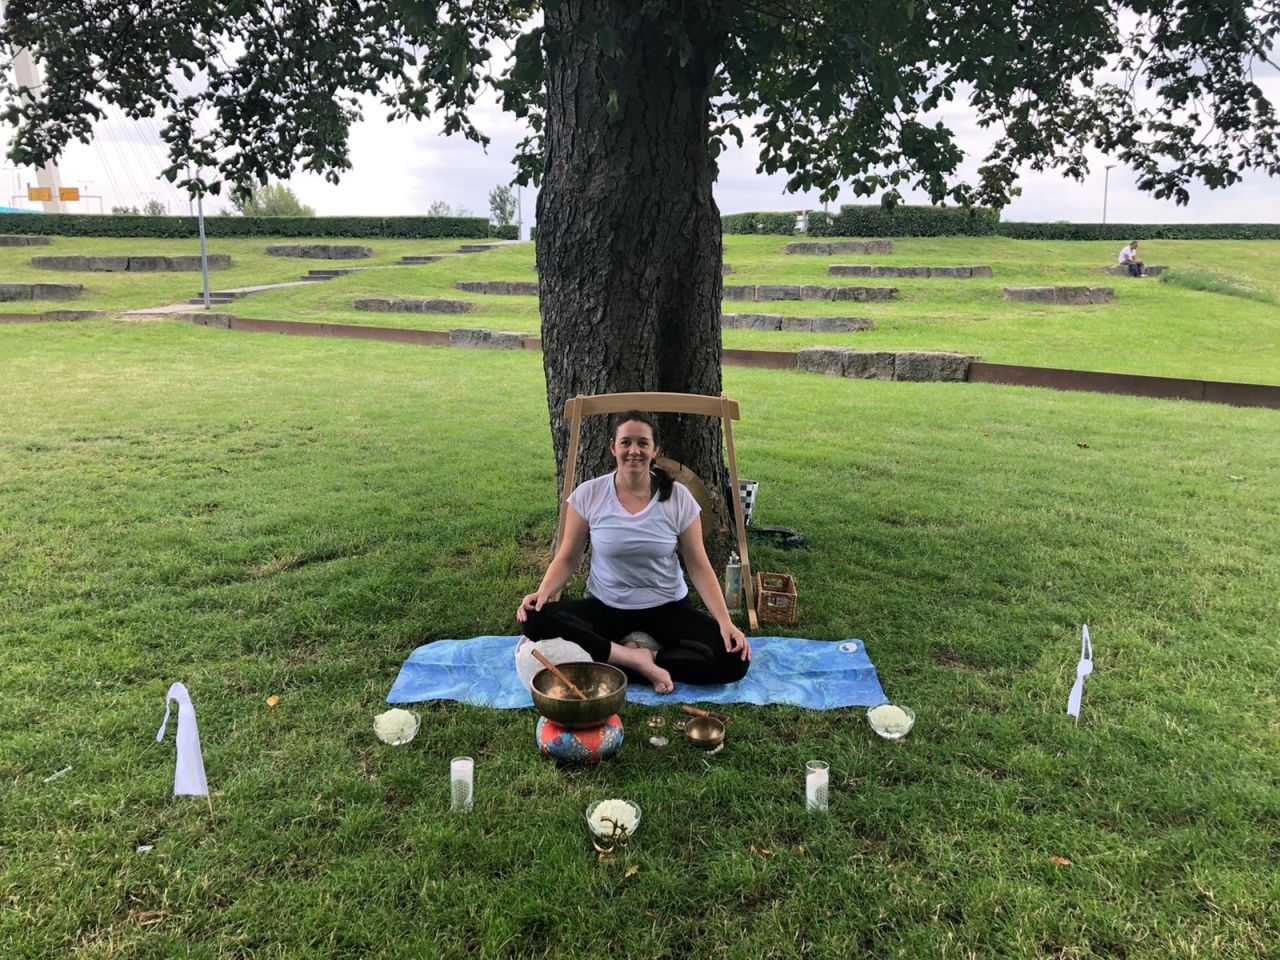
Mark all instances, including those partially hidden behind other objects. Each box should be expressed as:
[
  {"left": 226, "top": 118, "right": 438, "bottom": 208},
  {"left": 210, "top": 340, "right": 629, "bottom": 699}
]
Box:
[{"left": 611, "top": 409, "right": 674, "bottom": 502}]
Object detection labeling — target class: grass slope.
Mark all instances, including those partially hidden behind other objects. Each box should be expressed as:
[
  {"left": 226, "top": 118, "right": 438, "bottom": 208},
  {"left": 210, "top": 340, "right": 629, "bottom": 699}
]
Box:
[
  {"left": 2, "top": 321, "right": 1277, "bottom": 958},
  {"left": 230, "top": 235, "right": 1280, "bottom": 384},
  {"left": 0, "top": 236, "right": 475, "bottom": 314},
  {"left": 4, "top": 234, "right": 1278, "bottom": 383}
]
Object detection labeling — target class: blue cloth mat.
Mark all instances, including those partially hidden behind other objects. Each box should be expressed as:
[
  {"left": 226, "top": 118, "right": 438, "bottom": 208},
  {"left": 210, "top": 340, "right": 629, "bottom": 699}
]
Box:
[{"left": 386, "top": 635, "right": 888, "bottom": 710}]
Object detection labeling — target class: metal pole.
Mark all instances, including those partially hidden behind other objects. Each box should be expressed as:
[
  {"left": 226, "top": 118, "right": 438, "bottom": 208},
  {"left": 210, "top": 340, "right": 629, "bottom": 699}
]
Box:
[
  {"left": 197, "top": 192, "right": 211, "bottom": 309},
  {"left": 9, "top": 35, "right": 66, "bottom": 212},
  {"left": 1103, "top": 164, "right": 1116, "bottom": 225}
]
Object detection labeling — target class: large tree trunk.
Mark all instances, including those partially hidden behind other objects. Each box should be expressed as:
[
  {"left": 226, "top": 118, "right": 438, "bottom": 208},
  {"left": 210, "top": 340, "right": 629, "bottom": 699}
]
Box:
[{"left": 536, "top": 1, "right": 731, "bottom": 559}]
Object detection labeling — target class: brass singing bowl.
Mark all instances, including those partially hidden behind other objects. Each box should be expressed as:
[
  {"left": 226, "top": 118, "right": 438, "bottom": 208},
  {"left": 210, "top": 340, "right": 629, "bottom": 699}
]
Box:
[
  {"left": 531, "top": 662, "right": 628, "bottom": 729},
  {"left": 684, "top": 716, "right": 725, "bottom": 749}
]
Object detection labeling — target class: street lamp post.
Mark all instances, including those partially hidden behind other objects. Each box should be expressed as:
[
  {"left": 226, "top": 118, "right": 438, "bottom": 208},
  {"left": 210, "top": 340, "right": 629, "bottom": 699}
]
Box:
[{"left": 1103, "top": 164, "right": 1117, "bottom": 225}]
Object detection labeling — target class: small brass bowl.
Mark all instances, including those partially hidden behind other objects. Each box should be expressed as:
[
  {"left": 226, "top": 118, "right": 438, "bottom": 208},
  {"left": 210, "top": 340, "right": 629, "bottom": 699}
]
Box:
[
  {"left": 531, "top": 662, "right": 628, "bottom": 730},
  {"left": 684, "top": 716, "right": 725, "bottom": 750}
]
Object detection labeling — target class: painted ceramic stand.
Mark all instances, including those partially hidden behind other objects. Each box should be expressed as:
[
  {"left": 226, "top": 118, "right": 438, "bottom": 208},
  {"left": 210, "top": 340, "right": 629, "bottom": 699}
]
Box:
[{"left": 536, "top": 713, "right": 624, "bottom": 764}]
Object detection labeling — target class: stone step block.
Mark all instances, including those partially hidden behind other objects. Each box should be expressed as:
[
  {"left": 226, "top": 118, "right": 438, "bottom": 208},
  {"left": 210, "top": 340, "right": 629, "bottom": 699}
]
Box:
[
  {"left": 1003, "top": 286, "right": 1114, "bottom": 305},
  {"left": 1099, "top": 264, "right": 1166, "bottom": 277},
  {"left": 0, "top": 282, "right": 83, "bottom": 301},
  {"left": 457, "top": 243, "right": 507, "bottom": 253},
  {"left": 723, "top": 284, "right": 898, "bottom": 303},
  {"left": 797, "top": 347, "right": 896, "bottom": 379},
  {"left": 828, "top": 264, "right": 993, "bottom": 278},
  {"left": 265, "top": 244, "right": 372, "bottom": 259},
  {"left": 830, "top": 265, "right": 931, "bottom": 279},
  {"left": 29, "top": 254, "right": 230, "bottom": 271},
  {"left": 354, "top": 298, "right": 474, "bottom": 314},
  {"left": 798, "top": 347, "right": 973, "bottom": 382},
  {"left": 722, "top": 313, "right": 873, "bottom": 332},
  {"left": 784, "top": 240, "right": 893, "bottom": 255},
  {"left": 454, "top": 280, "right": 538, "bottom": 296},
  {"left": 401, "top": 255, "right": 445, "bottom": 264},
  {"left": 893, "top": 351, "right": 973, "bottom": 382},
  {"left": 832, "top": 286, "right": 898, "bottom": 302},
  {"left": 0, "top": 235, "right": 51, "bottom": 246},
  {"left": 163, "top": 255, "right": 231, "bottom": 270},
  {"left": 756, "top": 284, "right": 802, "bottom": 301},
  {"left": 449, "top": 327, "right": 524, "bottom": 349}
]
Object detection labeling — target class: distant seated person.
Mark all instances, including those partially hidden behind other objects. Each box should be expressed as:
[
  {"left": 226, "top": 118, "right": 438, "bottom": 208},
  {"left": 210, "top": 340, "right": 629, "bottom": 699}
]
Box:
[
  {"left": 516, "top": 410, "right": 751, "bottom": 694},
  {"left": 1118, "top": 240, "right": 1145, "bottom": 277}
]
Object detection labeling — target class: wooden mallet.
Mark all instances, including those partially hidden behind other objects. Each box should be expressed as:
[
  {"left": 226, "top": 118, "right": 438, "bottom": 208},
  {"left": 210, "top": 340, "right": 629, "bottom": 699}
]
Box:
[
  {"left": 530, "top": 648, "right": 589, "bottom": 700},
  {"left": 681, "top": 704, "right": 730, "bottom": 724}
]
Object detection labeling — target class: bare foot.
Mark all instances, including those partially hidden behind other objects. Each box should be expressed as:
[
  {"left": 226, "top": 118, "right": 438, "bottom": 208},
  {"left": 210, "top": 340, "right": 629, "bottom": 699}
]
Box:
[
  {"left": 634, "top": 647, "right": 674, "bottom": 694},
  {"left": 608, "top": 642, "right": 674, "bottom": 694}
]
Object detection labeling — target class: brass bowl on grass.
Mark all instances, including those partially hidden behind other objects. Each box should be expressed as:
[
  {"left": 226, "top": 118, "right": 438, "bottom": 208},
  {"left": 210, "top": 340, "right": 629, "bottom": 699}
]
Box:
[
  {"left": 531, "top": 662, "right": 628, "bottom": 729},
  {"left": 683, "top": 716, "right": 725, "bottom": 750}
]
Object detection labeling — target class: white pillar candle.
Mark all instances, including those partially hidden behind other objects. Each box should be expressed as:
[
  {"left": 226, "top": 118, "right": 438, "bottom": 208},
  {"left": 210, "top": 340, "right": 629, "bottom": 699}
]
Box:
[
  {"left": 450, "top": 756, "right": 474, "bottom": 812},
  {"left": 805, "top": 760, "right": 829, "bottom": 811}
]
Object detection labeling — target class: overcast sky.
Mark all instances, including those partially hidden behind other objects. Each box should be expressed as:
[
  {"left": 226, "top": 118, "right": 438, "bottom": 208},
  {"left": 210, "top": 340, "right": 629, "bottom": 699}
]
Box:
[{"left": 5, "top": 72, "right": 1277, "bottom": 230}]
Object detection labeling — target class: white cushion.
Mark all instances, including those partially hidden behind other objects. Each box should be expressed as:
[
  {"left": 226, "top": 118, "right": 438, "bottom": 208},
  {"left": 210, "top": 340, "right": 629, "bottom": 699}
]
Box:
[{"left": 514, "top": 636, "right": 594, "bottom": 693}]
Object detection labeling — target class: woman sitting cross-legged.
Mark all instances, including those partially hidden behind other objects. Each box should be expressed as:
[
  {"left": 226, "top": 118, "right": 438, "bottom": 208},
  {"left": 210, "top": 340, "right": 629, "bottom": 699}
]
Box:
[{"left": 517, "top": 410, "right": 751, "bottom": 694}]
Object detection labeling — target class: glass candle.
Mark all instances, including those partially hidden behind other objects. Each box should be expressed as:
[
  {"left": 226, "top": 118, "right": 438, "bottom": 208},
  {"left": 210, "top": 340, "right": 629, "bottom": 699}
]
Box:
[
  {"left": 805, "top": 760, "right": 829, "bottom": 812},
  {"left": 450, "top": 756, "right": 474, "bottom": 812}
]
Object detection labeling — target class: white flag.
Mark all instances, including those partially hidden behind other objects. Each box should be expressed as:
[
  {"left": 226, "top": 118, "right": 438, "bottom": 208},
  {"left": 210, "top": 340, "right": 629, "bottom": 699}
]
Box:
[
  {"left": 1066, "top": 624, "right": 1094, "bottom": 719},
  {"left": 155, "top": 682, "right": 209, "bottom": 797}
]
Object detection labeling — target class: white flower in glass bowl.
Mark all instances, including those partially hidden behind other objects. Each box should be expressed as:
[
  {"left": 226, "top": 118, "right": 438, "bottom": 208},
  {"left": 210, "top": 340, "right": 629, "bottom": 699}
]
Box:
[
  {"left": 586, "top": 798, "right": 641, "bottom": 840},
  {"left": 867, "top": 704, "right": 915, "bottom": 740},
  {"left": 373, "top": 708, "right": 421, "bottom": 746}
]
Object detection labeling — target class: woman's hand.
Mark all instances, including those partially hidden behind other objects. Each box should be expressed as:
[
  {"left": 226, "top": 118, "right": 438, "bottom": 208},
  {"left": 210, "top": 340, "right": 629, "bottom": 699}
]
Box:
[
  {"left": 721, "top": 622, "right": 751, "bottom": 661},
  {"left": 517, "top": 592, "right": 546, "bottom": 623}
]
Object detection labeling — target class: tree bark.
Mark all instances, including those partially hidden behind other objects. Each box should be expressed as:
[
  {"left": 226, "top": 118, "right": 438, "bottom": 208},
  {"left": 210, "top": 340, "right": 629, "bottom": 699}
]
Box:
[{"left": 537, "top": 0, "right": 731, "bottom": 558}]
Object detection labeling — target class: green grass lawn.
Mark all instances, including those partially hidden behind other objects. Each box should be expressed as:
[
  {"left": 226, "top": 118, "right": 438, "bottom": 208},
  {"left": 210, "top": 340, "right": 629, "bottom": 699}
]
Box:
[
  {"left": 222, "top": 235, "right": 1280, "bottom": 384},
  {"left": 2, "top": 320, "right": 1277, "bottom": 958}
]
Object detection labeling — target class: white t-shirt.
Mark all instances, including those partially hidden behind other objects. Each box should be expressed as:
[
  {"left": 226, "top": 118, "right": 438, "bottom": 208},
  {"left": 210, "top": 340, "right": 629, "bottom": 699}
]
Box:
[
  {"left": 567, "top": 473, "right": 701, "bottom": 609},
  {"left": 1118, "top": 244, "right": 1138, "bottom": 264}
]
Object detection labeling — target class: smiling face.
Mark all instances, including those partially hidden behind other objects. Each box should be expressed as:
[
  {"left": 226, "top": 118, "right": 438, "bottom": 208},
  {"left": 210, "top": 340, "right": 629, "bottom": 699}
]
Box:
[{"left": 610, "top": 419, "right": 658, "bottom": 477}]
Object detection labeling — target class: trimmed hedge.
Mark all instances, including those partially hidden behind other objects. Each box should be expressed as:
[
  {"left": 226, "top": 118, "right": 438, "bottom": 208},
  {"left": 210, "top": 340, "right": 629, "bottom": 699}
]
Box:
[
  {"left": 997, "top": 221, "right": 1280, "bottom": 241},
  {"left": 806, "top": 211, "right": 833, "bottom": 236},
  {"left": 724, "top": 205, "right": 997, "bottom": 237},
  {"left": 488, "top": 224, "right": 519, "bottom": 240},
  {"left": 721, "top": 212, "right": 797, "bottom": 235},
  {"left": 813, "top": 204, "right": 1000, "bottom": 237},
  {"left": 0, "top": 213, "right": 492, "bottom": 239}
]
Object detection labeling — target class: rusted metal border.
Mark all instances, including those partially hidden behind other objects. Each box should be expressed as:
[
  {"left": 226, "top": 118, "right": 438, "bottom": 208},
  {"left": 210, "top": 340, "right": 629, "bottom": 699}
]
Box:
[
  {"left": 969, "top": 362, "right": 1280, "bottom": 410},
  {"left": 167, "top": 313, "right": 1280, "bottom": 411},
  {"left": 0, "top": 312, "right": 102, "bottom": 324}
]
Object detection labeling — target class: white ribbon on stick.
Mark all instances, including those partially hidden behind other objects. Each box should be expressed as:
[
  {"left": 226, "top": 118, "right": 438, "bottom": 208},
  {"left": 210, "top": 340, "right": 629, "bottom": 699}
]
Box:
[
  {"left": 1066, "top": 624, "right": 1094, "bottom": 721},
  {"left": 156, "top": 682, "right": 209, "bottom": 800}
]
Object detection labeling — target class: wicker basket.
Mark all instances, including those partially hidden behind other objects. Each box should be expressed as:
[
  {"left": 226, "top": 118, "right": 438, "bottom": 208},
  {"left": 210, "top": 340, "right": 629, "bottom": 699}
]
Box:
[{"left": 754, "top": 572, "right": 797, "bottom": 625}]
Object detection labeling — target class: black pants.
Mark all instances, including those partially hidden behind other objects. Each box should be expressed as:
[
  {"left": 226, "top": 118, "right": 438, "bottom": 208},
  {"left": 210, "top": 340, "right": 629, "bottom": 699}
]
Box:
[
  {"left": 521, "top": 597, "right": 749, "bottom": 686},
  {"left": 1126, "top": 261, "right": 1144, "bottom": 277}
]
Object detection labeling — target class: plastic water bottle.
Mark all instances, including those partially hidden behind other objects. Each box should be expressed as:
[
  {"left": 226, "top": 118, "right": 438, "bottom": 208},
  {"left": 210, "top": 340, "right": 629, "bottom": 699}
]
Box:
[{"left": 724, "top": 552, "right": 743, "bottom": 610}]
